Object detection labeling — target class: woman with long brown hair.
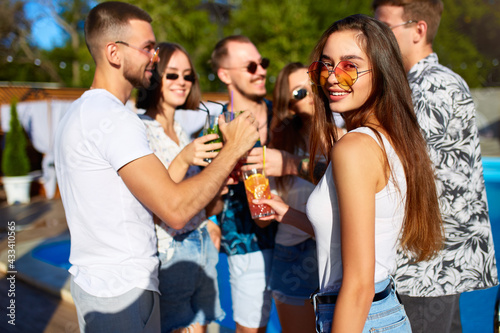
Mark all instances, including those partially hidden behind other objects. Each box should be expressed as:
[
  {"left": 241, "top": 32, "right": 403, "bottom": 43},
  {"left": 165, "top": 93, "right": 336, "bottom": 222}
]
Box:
[
  {"left": 268, "top": 62, "right": 318, "bottom": 333},
  {"left": 257, "top": 14, "right": 443, "bottom": 332}
]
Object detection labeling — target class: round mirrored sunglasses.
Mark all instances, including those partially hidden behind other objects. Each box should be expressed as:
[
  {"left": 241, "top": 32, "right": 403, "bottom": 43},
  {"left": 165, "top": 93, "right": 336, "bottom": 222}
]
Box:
[{"left": 308, "top": 60, "right": 371, "bottom": 91}]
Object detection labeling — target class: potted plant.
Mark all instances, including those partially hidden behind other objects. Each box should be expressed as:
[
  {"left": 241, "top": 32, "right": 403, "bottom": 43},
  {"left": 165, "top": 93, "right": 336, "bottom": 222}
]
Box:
[{"left": 1, "top": 98, "right": 32, "bottom": 205}]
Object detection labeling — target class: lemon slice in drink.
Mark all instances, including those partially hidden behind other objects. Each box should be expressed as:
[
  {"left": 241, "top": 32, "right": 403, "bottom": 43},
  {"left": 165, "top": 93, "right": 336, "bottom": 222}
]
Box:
[{"left": 244, "top": 174, "right": 269, "bottom": 199}]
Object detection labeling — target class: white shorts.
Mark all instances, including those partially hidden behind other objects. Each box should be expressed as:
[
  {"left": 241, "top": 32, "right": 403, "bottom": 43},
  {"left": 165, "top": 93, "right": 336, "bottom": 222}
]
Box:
[{"left": 228, "top": 249, "right": 273, "bottom": 328}]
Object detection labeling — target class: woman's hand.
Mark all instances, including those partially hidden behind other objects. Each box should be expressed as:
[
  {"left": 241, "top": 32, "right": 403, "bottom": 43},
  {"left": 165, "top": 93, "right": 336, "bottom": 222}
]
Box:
[
  {"left": 180, "top": 134, "right": 223, "bottom": 167},
  {"left": 253, "top": 194, "right": 289, "bottom": 223},
  {"left": 254, "top": 194, "right": 314, "bottom": 236}
]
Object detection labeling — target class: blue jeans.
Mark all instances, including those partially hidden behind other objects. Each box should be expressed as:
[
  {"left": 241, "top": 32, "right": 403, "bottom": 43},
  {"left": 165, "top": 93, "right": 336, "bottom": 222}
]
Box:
[
  {"left": 269, "top": 238, "right": 319, "bottom": 305},
  {"left": 71, "top": 277, "right": 160, "bottom": 333},
  {"left": 157, "top": 225, "right": 224, "bottom": 332},
  {"left": 314, "top": 277, "right": 412, "bottom": 333}
]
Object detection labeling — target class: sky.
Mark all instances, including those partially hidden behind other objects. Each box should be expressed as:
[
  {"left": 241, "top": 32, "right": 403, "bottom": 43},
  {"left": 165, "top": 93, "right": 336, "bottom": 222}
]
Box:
[
  {"left": 25, "top": 2, "right": 65, "bottom": 50},
  {"left": 24, "top": 1, "right": 98, "bottom": 50}
]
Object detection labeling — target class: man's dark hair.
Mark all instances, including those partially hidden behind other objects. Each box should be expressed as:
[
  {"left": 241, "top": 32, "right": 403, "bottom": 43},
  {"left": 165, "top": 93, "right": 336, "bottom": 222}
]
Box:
[{"left": 84, "top": 1, "right": 152, "bottom": 60}]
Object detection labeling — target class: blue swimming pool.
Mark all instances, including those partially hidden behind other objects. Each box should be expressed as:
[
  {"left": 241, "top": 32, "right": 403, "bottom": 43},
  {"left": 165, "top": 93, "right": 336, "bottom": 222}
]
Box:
[{"left": 31, "top": 239, "right": 71, "bottom": 270}]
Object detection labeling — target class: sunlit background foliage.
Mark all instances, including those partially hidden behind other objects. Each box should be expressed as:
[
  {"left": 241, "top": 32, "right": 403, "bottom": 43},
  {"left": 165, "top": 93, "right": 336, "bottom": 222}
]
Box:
[{"left": 0, "top": 0, "right": 499, "bottom": 92}]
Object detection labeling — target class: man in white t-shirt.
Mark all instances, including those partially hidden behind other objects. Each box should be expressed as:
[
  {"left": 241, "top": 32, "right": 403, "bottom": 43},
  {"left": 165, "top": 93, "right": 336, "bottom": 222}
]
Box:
[{"left": 54, "top": 2, "right": 259, "bottom": 332}]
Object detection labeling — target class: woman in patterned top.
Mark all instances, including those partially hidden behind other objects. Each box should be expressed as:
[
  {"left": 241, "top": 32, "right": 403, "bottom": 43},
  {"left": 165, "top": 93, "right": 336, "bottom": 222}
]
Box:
[
  {"left": 257, "top": 15, "right": 443, "bottom": 332},
  {"left": 136, "top": 42, "right": 225, "bottom": 333}
]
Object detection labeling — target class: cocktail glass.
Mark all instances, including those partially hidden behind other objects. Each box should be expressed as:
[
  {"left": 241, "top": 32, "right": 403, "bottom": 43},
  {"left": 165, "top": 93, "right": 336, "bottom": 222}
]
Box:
[
  {"left": 242, "top": 168, "right": 275, "bottom": 219},
  {"left": 222, "top": 111, "right": 248, "bottom": 181},
  {"left": 203, "top": 114, "right": 222, "bottom": 163}
]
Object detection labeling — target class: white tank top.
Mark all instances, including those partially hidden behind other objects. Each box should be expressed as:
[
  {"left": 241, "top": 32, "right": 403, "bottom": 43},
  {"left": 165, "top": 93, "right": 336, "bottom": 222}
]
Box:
[{"left": 306, "top": 127, "right": 407, "bottom": 292}]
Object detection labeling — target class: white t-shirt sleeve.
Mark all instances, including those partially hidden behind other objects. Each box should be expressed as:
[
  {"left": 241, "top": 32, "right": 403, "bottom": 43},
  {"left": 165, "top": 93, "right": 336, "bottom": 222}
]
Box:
[{"left": 92, "top": 106, "right": 153, "bottom": 171}]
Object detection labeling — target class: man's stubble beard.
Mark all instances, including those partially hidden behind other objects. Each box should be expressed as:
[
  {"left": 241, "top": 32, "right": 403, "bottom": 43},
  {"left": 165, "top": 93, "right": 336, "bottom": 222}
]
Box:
[
  {"left": 233, "top": 80, "right": 267, "bottom": 103},
  {"left": 123, "top": 58, "right": 151, "bottom": 89}
]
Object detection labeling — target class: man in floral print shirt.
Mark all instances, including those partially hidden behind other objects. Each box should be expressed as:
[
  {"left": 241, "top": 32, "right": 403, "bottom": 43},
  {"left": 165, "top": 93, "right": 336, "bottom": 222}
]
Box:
[{"left": 373, "top": 1, "right": 498, "bottom": 332}]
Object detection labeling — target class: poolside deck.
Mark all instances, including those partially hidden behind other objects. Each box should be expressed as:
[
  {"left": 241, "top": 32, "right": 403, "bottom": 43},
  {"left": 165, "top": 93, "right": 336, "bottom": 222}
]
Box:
[
  {"left": 0, "top": 194, "right": 227, "bottom": 333},
  {"left": 0, "top": 194, "right": 78, "bottom": 332}
]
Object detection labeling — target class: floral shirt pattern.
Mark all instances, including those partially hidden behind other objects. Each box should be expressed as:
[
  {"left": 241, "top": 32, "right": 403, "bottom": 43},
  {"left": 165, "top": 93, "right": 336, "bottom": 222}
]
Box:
[
  {"left": 395, "top": 53, "right": 498, "bottom": 296},
  {"left": 139, "top": 114, "right": 207, "bottom": 241}
]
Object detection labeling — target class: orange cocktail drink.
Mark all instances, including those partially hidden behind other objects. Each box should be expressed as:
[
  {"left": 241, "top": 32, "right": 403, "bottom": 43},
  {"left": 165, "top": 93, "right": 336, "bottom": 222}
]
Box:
[{"left": 242, "top": 169, "right": 275, "bottom": 219}]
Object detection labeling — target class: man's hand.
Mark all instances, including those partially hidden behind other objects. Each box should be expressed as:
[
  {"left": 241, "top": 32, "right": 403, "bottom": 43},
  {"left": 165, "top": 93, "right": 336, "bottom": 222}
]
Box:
[{"left": 218, "top": 112, "right": 259, "bottom": 158}]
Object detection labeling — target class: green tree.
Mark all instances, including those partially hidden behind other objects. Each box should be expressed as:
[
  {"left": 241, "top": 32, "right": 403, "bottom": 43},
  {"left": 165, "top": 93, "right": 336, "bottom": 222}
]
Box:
[
  {"left": 3, "top": 0, "right": 499, "bottom": 89},
  {"left": 131, "top": 0, "right": 221, "bottom": 92},
  {"left": 35, "top": 0, "right": 94, "bottom": 87},
  {"left": 1, "top": 99, "right": 30, "bottom": 177},
  {"left": 226, "top": 0, "right": 372, "bottom": 92},
  {"left": 434, "top": 0, "right": 497, "bottom": 87},
  {"left": 46, "top": 0, "right": 93, "bottom": 86},
  {"left": 0, "top": 0, "right": 62, "bottom": 83}
]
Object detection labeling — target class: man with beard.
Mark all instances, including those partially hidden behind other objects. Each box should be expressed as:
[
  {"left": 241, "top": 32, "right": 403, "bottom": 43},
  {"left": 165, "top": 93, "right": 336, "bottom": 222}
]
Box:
[
  {"left": 54, "top": 3, "right": 259, "bottom": 332},
  {"left": 211, "top": 35, "right": 308, "bottom": 333}
]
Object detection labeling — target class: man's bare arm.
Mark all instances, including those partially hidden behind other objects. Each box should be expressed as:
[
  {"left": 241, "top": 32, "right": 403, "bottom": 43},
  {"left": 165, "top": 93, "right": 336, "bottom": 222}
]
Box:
[{"left": 119, "top": 113, "right": 259, "bottom": 229}]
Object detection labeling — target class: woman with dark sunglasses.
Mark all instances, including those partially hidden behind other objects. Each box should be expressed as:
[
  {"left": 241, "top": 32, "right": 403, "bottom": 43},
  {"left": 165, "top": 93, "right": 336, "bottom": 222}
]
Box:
[
  {"left": 256, "top": 15, "right": 443, "bottom": 332},
  {"left": 266, "top": 62, "right": 318, "bottom": 333},
  {"left": 136, "top": 42, "right": 225, "bottom": 333}
]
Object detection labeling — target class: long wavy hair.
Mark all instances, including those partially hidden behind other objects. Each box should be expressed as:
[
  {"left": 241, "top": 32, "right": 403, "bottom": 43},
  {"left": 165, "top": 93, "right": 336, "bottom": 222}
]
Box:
[
  {"left": 270, "top": 62, "right": 310, "bottom": 192},
  {"left": 309, "top": 14, "right": 443, "bottom": 261},
  {"left": 136, "top": 42, "right": 201, "bottom": 111}
]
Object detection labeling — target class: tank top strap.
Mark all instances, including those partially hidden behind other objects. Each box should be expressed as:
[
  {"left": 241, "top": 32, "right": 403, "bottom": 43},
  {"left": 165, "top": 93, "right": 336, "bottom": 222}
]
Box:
[{"left": 348, "top": 127, "right": 395, "bottom": 157}]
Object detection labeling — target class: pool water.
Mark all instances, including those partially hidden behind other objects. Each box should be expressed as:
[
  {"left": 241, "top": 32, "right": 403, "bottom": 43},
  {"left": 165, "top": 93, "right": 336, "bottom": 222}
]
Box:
[{"left": 31, "top": 240, "right": 71, "bottom": 270}]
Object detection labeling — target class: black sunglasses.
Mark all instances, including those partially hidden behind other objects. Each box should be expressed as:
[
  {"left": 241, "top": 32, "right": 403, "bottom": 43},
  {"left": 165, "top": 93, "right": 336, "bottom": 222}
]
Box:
[
  {"left": 292, "top": 88, "right": 309, "bottom": 101},
  {"left": 165, "top": 73, "right": 196, "bottom": 82},
  {"left": 224, "top": 58, "right": 270, "bottom": 74},
  {"left": 246, "top": 58, "right": 270, "bottom": 74}
]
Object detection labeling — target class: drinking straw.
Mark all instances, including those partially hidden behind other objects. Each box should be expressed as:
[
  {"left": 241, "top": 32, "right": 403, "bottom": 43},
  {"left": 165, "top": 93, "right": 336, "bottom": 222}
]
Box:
[
  {"left": 263, "top": 145, "right": 266, "bottom": 177},
  {"left": 198, "top": 101, "right": 211, "bottom": 131},
  {"left": 231, "top": 90, "right": 234, "bottom": 120},
  {"left": 198, "top": 101, "right": 210, "bottom": 116}
]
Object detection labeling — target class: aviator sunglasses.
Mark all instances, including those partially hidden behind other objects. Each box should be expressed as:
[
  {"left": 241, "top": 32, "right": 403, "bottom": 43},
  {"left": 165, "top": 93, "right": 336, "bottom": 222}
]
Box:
[
  {"left": 166, "top": 73, "right": 196, "bottom": 83},
  {"left": 308, "top": 60, "right": 371, "bottom": 91},
  {"left": 224, "top": 58, "right": 270, "bottom": 74},
  {"left": 292, "top": 88, "right": 309, "bottom": 101}
]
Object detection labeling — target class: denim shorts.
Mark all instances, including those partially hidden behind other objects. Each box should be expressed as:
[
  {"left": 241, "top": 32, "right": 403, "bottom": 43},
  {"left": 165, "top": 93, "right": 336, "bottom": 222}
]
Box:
[
  {"left": 314, "top": 277, "right": 412, "bottom": 333},
  {"left": 227, "top": 249, "right": 274, "bottom": 328},
  {"left": 269, "top": 238, "right": 319, "bottom": 305},
  {"left": 157, "top": 225, "right": 224, "bottom": 332}
]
